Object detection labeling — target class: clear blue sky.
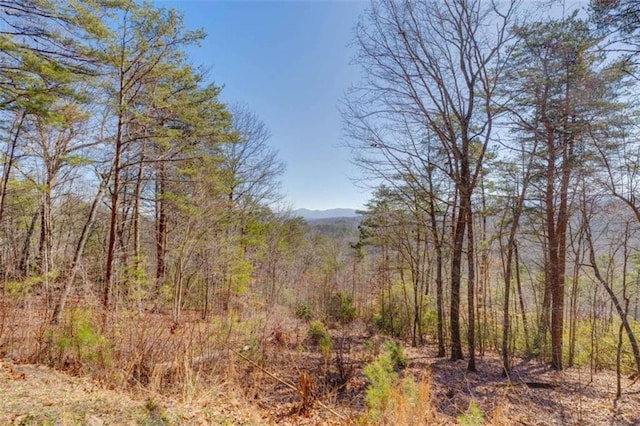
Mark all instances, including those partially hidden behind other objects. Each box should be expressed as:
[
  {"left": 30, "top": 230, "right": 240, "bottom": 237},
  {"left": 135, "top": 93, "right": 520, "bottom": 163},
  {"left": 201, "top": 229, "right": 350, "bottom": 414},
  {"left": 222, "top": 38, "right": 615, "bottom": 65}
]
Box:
[{"left": 155, "top": 0, "right": 371, "bottom": 211}]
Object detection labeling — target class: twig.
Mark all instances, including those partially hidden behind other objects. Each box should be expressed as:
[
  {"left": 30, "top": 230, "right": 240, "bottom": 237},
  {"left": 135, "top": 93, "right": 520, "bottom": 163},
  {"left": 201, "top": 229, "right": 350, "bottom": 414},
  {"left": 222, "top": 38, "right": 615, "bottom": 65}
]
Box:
[{"left": 221, "top": 343, "right": 348, "bottom": 422}]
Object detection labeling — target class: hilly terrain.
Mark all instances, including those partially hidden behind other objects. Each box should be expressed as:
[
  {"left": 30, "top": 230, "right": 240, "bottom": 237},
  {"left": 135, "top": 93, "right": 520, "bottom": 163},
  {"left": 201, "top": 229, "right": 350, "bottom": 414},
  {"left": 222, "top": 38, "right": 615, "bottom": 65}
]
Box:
[{"left": 293, "top": 208, "right": 359, "bottom": 220}]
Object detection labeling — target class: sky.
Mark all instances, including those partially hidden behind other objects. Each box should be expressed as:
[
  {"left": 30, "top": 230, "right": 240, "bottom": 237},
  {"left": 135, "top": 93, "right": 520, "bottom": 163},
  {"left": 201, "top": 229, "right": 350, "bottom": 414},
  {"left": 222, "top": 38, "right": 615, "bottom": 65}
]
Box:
[{"left": 155, "top": 0, "right": 371, "bottom": 211}]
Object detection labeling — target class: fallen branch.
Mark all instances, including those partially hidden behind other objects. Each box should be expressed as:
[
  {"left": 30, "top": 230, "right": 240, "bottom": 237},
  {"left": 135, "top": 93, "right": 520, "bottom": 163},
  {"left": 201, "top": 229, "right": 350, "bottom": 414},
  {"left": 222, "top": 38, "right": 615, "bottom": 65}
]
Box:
[
  {"left": 502, "top": 381, "right": 557, "bottom": 389},
  {"left": 221, "top": 342, "right": 348, "bottom": 422}
]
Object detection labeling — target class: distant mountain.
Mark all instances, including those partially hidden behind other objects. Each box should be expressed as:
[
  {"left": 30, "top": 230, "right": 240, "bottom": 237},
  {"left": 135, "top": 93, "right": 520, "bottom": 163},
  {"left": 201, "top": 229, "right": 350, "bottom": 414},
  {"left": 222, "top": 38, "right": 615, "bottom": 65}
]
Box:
[
  {"left": 293, "top": 208, "right": 359, "bottom": 220},
  {"left": 307, "top": 216, "right": 361, "bottom": 239}
]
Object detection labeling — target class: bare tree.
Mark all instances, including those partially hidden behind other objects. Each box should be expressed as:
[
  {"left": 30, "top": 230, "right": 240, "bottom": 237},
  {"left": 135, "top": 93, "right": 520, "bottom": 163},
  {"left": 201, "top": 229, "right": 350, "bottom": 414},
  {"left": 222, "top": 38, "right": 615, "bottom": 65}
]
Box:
[
  {"left": 223, "top": 104, "right": 285, "bottom": 211},
  {"left": 344, "top": 0, "right": 517, "bottom": 370}
]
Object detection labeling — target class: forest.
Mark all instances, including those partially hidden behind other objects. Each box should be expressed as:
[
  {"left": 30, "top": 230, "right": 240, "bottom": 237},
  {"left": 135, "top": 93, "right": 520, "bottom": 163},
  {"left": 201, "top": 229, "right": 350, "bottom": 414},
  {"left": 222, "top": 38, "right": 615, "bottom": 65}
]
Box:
[{"left": 1, "top": 0, "right": 640, "bottom": 424}]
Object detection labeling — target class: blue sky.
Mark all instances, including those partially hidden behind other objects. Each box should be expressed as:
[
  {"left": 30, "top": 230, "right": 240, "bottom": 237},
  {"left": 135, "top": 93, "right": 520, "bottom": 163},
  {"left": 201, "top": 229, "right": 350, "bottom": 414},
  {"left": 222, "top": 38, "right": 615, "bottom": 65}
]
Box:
[{"left": 155, "top": 0, "right": 371, "bottom": 211}]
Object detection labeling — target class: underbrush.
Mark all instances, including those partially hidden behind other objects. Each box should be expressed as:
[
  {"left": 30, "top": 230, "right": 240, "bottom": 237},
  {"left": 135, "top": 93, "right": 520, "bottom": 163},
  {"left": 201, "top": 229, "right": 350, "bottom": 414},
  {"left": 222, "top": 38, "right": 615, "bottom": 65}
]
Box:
[
  {"left": 0, "top": 295, "right": 576, "bottom": 425},
  {"left": 0, "top": 296, "right": 277, "bottom": 398},
  {"left": 564, "top": 319, "right": 640, "bottom": 374},
  {"left": 0, "top": 295, "right": 378, "bottom": 424},
  {"left": 359, "top": 340, "right": 435, "bottom": 425}
]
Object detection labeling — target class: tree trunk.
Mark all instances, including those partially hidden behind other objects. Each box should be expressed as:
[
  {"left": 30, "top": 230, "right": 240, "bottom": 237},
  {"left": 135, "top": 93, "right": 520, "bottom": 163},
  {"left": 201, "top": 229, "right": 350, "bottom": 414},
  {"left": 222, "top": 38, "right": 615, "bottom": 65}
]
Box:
[
  {"left": 155, "top": 161, "right": 167, "bottom": 294},
  {"left": 104, "top": 47, "right": 127, "bottom": 312},
  {"left": 38, "top": 181, "right": 54, "bottom": 276},
  {"left": 0, "top": 111, "right": 25, "bottom": 230},
  {"left": 450, "top": 197, "right": 466, "bottom": 361},
  {"left": 466, "top": 200, "right": 476, "bottom": 372},
  {"left": 428, "top": 167, "right": 446, "bottom": 358},
  {"left": 585, "top": 220, "right": 640, "bottom": 376},
  {"left": 52, "top": 176, "right": 109, "bottom": 324},
  {"left": 18, "top": 206, "right": 41, "bottom": 278},
  {"left": 515, "top": 244, "right": 530, "bottom": 354}
]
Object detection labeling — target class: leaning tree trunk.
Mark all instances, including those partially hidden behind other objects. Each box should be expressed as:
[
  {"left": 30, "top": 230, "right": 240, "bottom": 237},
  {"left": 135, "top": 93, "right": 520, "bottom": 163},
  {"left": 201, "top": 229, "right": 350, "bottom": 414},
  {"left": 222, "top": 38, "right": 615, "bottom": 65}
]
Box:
[
  {"left": 52, "top": 176, "right": 109, "bottom": 324},
  {"left": 585, "top": 217, "right": 640, "bottom": 376}
]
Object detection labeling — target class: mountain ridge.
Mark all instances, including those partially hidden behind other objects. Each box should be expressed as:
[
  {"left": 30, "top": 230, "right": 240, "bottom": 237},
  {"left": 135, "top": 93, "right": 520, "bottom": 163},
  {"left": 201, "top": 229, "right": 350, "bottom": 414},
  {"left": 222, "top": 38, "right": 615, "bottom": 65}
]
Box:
[{"left": 292, "top": 208, "right": 359, "bottom": 220}]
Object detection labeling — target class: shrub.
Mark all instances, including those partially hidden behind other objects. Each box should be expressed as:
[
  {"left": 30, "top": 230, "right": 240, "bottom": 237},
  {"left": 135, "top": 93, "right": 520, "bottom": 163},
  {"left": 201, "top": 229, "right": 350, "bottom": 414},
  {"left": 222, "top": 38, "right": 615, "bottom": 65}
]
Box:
[
  {"left": 373, "top": 283, "right": 414, "bottom": 338},
  {"left": 295, "top": 302, "right": 313, "bottom": 321},
  {"left": 308, "top": 320, "right": 332, "bottom": 357},
  {"left": 326, "top": 291, "right": 357, "bottom": 325},
  {"left": 421, "top": 302, "right": 439, "bottom": 336},
  {"left": 53, "top": 308, "right": 112, "bottom": 373},
  {"left": 363, "top": 352, "right": 398, "bottom": 422},
  {"left": 458, "top": 401, "right": 485, "bottom": 426},
  {"left": 385, "top": 340, "right": 407, "bottom": 371},
  {"left": 7, "top": 272, "right": 58, "bottom": 298},
  {"left": 362, "top": 349, "right": 435, "bottom": 424},
  {"left": 308, "top": 320, "right": 329, "bottom": 343}
]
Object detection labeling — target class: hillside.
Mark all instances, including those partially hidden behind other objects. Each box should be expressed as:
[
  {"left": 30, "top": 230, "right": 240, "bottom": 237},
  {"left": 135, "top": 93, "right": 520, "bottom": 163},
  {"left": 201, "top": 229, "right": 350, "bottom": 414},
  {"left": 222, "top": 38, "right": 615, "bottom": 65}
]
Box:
[
  {"left": 0, "top": 359, "right": 263, "bottom": 425},
  {"left": 293, "top": 208, "right": 359, "bottom": 220},
  {"left": 2, "top": 314, "right": 639, "bottom": 425},
  {"left": 307, "top": 216, "right": 361, "bottom": 239}
]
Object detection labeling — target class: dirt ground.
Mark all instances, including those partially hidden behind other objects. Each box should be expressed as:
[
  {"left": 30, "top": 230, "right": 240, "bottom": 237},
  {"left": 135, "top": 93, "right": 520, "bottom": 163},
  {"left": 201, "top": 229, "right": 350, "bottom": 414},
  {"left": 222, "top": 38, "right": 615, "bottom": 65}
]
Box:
[
  {"left": 1, "top": 308, "right": 640, "bottom": 425},
  {"left": 0, "top": 359, "right": 267, "bottom": 425},
  {"left": 419, "top": 353, "right": 640, "bottom": 425},
  {"left": 2, "top": 344, "right": 639, "bottom": 425}
]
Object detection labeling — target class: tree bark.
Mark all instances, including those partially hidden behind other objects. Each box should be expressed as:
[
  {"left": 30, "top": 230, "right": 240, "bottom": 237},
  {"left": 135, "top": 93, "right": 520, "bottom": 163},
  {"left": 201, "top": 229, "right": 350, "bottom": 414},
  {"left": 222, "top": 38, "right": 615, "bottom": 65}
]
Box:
[
  {"left": 466, "top": 199, "right": 476, "bottom": 372},
  {"left": 52, "top": 175, "right": 109, "bottom": 324}
]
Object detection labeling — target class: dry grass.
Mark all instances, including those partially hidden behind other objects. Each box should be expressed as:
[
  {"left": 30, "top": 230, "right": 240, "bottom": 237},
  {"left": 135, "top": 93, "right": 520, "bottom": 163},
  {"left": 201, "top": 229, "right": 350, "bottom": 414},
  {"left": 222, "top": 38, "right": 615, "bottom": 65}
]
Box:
[
  {"left": 0, "top": 358, "right": 264, "bottom": 425},
  {"left": 385, "top": 373, "right": 440, "bottom": 426},
  {"left": 2, "top": 297, "right": 640, "bottom": 425}
]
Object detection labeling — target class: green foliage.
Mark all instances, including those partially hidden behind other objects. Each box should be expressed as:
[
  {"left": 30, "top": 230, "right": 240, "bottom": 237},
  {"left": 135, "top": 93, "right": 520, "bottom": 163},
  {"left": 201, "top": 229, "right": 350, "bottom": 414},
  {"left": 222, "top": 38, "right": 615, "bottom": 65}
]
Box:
[
  {"left": 421, "top": 304, "right": 439, "bottom": 337},
  {"left": 359, "top": 333, "right": 442, "bottom": 423},
  {"left": 209, "top": 310, "right": 265, "bottom": 347},
  {"left": 239, "top": 211, "right": 269, "bottom": 249},
  {"left": 308, "top": 320, "right": 329, "bottom": 342},
  {"left": 374, "top": 312, "right": 396, "bottom": 337},
  {"left": 373, "top": 285, "right": 407, "bottom": 338},
  {"left": 363, "top": 351, "right": 398, "bottom": 422},
  {"left": 5, "top": 179, "right": 39, "bottom": 218},
  {"left": 319, "top": 333, "right": 332, "bottom": 359},
  {"left": 295, "top": 302, "right": 313, "bottom": 321},
  {"left": 564, "top": 319, "right": 640, "bottom": 374},
  {"left": 326, "top": 291, "right": 357, "bottom": 325},
  {"left": 308, "top": 320, "right": 332, "bottom": 357},
  {"left": 374, "top": 282, "right": 432, "bottom": 340},
  {"left": 385, "top": 340, "right": 408, "bottom": 371},
  {"left": 6, "top": 272, "right": 59, "bottom": 298},
  {"left": 60, "top": 153, "right": 92, "bottom": 167},
  {"left": 54, "top": 308, "right": 112, "bottom": 371},
  {"left": 159, "top": 284, "right": 173, "bottom": 304},
  {"left": 229, "top": 256, "right": 254, "bottom": 295},
  {"left": 458, "top": 401, "right": 485, "bottom": 426},
  {"left": 122, "top": 256, "right": 151, "bottom": 304}
]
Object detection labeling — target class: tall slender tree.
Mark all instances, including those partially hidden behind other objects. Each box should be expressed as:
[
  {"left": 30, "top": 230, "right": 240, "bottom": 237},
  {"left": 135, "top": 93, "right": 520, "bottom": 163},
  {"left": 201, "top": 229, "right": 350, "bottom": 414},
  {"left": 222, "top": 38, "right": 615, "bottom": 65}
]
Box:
[
  {"left": 100, "top": 4, "right": 228, "bottom": 311},
  {"left": 344, "top": 0, "right": 517, "bottom": 370},
  {"left": 506, "top": 15, "right": 629, "bottom": 369}
]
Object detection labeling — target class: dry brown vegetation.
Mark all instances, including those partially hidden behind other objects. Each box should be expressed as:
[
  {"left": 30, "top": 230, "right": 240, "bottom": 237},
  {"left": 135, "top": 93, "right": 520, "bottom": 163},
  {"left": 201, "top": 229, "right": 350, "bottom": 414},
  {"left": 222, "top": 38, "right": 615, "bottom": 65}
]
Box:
[
  {"left": 1, "top": 297, "right": 639, "bottom": 425},
  {"left": 4, "top": 0, "right": 640, "bottom": 424}
]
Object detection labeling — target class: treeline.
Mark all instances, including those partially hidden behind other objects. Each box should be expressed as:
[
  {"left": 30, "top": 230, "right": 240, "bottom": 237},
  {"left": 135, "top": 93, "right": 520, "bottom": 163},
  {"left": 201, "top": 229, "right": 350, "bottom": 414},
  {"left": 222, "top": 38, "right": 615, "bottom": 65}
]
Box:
[
  {"left": 0, "top": 0, "right": 361, "bottom": 334},
  {"left": 343, "top": 0, "right": 640, "bottom": 381}
]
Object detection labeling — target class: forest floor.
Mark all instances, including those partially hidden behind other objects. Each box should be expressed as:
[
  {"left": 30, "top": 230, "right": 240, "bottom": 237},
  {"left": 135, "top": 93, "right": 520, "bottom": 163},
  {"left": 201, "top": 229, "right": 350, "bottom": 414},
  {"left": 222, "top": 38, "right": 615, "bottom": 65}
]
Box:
[{"left": 1, "top": 304, "right": 640, "bottom": 425}]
